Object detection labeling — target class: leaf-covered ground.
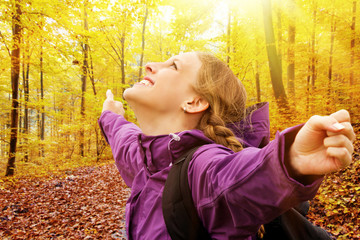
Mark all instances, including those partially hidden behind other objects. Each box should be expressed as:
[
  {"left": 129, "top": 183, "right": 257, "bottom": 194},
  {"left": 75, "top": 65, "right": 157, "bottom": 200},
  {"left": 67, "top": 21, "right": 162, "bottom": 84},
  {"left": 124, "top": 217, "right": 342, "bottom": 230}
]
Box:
[
  {"left": 0, "top": 165, "right": 131, "bottom": 239},
  {"left": 1, "top": 124, "right": 359, "bottom": 239},
  {"left": 308, "top": 123, "right": 360, "bottom": 239}
]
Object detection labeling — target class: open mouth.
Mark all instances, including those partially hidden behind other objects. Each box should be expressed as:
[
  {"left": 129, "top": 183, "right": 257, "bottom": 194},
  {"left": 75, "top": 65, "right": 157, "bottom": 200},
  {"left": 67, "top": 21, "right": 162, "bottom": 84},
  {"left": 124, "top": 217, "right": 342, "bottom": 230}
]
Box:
[{"left": 137, "top": 76, "right": 154, "bottom": 87}]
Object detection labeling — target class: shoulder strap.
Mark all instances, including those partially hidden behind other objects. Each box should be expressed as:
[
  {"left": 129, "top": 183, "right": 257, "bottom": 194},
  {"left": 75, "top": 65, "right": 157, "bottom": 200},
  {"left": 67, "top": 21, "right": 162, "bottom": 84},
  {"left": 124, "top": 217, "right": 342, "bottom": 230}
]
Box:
[{"left": 162, "top": 146, "right": 212, "bottom": 240}]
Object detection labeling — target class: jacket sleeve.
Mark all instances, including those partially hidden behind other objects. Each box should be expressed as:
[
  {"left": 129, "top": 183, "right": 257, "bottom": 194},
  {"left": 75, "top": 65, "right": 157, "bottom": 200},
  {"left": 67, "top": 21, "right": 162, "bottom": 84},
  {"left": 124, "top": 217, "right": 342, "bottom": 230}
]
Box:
[
  {"left": 188, "top": 125, "right": 323, "bottom": 238},
  {"left": 98, "top": 110, "right": 142, "bottom": 187}
]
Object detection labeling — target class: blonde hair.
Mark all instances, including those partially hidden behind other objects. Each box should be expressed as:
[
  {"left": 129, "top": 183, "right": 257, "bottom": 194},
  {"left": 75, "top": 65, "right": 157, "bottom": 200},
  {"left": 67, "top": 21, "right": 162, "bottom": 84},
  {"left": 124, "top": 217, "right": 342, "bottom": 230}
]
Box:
[
  {"left": 194, "top": 52, "right": 246, "bottom": 152},
  {"left": 194, "top": 52, "right": 265, "bottom": 238}
]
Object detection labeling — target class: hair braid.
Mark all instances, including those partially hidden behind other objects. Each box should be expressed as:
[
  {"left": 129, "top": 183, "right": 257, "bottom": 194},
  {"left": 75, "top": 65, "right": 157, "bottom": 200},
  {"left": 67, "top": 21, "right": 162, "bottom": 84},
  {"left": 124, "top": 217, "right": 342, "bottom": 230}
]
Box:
[
  {"left": 195, "top": 52, "right": 265, "bottom": 238},
  {"left": 199, "top": 110, "right": 243, "bottom": 152}
]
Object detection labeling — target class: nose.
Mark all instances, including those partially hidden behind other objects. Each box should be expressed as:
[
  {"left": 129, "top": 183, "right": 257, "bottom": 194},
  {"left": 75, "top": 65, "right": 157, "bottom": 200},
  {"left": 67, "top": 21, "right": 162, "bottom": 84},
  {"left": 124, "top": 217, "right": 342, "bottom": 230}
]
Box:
[
  {"left": 145, "top": 62, "right": 156, "bottom": 74},
  {"left": 145, "top": 62, "right": 164, "bottom": 74}
]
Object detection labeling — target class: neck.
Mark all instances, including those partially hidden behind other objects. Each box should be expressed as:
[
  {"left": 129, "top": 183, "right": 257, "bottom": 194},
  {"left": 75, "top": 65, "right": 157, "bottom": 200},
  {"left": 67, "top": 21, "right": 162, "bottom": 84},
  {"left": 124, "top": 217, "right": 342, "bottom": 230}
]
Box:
[{"left": 134, "top": 109, "right": 202, "bottom": 136}]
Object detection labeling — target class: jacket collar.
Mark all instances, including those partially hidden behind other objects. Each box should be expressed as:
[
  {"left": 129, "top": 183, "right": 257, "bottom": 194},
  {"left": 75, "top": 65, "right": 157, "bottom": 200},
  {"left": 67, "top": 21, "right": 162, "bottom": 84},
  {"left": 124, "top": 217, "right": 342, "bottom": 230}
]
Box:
[
  {"left": 137, "top": 129, "right": 213, "bottom": 174},
  {"left": 137, "top": 102, "right": 270, "bottom": 174},
  {"left": 227, "top": 102, "right": 270, "bottom": 148}
]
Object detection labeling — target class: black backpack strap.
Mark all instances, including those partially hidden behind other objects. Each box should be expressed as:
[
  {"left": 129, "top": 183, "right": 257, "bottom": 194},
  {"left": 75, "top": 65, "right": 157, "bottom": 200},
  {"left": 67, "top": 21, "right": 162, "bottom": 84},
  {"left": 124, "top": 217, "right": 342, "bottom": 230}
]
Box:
[{"left": 162, "top": 146, "right": 212, "bottom": 240}]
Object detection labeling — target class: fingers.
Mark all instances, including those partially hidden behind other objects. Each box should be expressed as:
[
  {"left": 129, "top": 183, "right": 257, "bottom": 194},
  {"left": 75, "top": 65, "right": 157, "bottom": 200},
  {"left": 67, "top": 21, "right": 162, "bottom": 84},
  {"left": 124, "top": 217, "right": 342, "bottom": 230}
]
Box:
[
  {"left": 326, "top": 147, "right": 352, "bottom": 168},
  {"left": 307, "top": 115, "right": 340, "bottom": 132},
  {"left": 324, "top": 134, "right": 354, "bottom": 155},
  {"left": 106, "top": 89, "right": 114, "bottom": 101},
  {"left": 323, "top": 111, "right": 355, "bottom": 170},
  {"left": 330, "top": 109, "right": 351, "bottom": 123},
  {"left": 327, "top": 122, "right": 356, "bottom": 143},
  {"left": 308, "top": 110, "right": 354, "bottom": 139},
  {"left": 102, "top": 89, "right": 125, "bottom": 116}
]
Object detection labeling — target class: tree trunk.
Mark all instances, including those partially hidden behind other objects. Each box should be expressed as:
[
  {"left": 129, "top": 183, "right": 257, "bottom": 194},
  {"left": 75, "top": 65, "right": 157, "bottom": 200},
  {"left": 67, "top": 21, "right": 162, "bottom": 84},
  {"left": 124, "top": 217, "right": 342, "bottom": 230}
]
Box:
[
  {"left": 328, "top": 11, "right": 336, "bottom": 100},
  {"left": 37, "top": 96, "right": 40, "bottom": 142},
  {"left": 255, "top": 60, "right": 261, "bottom": 102},
  {"left": 53, "top": 92, "right": 56, "bottom": 138},
  {"left": 308, "top": 0, "right": 317, "bottom": 114},
  {"left": 120, "top": 32, "right": 126, "bottom": 94},
  {"left": 87, "top": 46, "right": 103, "bottom": 162},
  {"left": 306, "top": 42, "right": 311, "bottom": 116},
  {"left": 80, "top": 0, "right": 89, "bottom": 157},
  {"left": 350, "top": 1, "right": 357, "bottom": 118},
  {"left": 226, "top": 6, "right": 231, "bottom": 66},
  {"left": 262, "top": 0, "right": 288, "bottom": 109},
  {"left": 350, "top": 1, "right": 356, "bottom": 87},
  {"left": 138, "top": 7, "right": 148, "bottom": 81},
  {"left": 255, "top": 17, "right": 261, "bottom": 103},
  {"left": 89, "top": 47, "right": 96, "bottom": 95},
  {"left": 276, "top": 5, "right": 282, "bottom": 72},
  {"left": 6, "top": 0, "right": 22, "bottom": 176},
  {"left": 287, "top": 0, "right": 296, "bottom": 99},
  {"left": 22, "top": 39, "right": 30, "bottom": 162},
  {"left": 311, "top": 1, "right": 317, "bottom": 89},
  {"left": 40, "top": 39, "right": 45, "bottom": 157}
]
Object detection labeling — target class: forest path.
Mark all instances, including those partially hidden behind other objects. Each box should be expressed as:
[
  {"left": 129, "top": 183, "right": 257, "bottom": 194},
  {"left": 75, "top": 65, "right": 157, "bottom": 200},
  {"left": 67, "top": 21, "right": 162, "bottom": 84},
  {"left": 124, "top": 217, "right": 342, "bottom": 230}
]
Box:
[{"left": 0, "top": 164, "right": 130, "bottom": 239}]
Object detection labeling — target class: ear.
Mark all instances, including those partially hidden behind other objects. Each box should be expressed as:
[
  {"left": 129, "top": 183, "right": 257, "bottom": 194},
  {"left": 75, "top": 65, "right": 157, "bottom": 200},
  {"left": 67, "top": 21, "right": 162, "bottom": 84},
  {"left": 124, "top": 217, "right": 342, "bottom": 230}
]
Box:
[{"left": 183, "top": 96, "right": 209, "bottom": 114}]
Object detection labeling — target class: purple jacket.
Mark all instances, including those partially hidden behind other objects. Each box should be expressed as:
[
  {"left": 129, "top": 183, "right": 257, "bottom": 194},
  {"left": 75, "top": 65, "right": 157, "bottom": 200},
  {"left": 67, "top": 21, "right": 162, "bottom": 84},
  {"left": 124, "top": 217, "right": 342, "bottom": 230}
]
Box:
[{"left": 98, "top": 102, "right": 322, "bottom": 240}]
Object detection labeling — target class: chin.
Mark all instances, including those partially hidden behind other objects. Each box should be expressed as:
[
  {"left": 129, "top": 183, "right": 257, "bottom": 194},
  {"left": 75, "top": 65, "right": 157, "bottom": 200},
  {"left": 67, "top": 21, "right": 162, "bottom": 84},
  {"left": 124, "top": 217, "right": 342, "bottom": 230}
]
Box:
[
  {"left": 123, "top": 88, "right": 130, "bottom": 100},
  {"left": 123, "top": 87, "right": 141, "bottom": 109},
  {"left": 123, "top": 87, "right": 135, "bottom": 101}
]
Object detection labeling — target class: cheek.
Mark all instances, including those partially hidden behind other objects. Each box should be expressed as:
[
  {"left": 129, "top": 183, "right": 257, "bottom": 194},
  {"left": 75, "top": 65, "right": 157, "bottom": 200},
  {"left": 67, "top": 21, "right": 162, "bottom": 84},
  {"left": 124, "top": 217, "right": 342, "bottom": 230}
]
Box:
[
  {"left": 155, "top": 89, "right": 183, "bottom": 108},
  {"left": 158, "top": 82, "right": 188, "bottom": 100}
]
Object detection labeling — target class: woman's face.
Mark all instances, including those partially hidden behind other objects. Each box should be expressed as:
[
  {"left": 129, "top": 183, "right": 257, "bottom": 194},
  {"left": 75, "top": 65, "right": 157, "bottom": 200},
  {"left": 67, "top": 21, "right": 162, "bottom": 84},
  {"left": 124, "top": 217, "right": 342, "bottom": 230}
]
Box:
[{"left": 123, "top": 52, "right": 202, "bottom": 114}]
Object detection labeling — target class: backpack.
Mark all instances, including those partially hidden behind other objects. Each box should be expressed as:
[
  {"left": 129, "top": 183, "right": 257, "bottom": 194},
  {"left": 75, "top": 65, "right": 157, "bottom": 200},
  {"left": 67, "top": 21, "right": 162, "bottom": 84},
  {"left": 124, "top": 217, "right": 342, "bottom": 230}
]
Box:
[
  {"left": 162, "top": 146, "right": 211, "bottom": 240},
  {"left": 162, "top": 146, "right": 333, "bottom": 240}
]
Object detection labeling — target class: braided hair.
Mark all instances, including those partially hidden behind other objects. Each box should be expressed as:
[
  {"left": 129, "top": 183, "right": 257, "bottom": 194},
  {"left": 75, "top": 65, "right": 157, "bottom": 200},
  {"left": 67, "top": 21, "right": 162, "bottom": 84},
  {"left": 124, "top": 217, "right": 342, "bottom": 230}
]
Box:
[
  {"left": 195, "top": 52, "right": 246, "bottom": 152},
  {"left": 194, "top": 52, "right": 265, "bottom": 238}
]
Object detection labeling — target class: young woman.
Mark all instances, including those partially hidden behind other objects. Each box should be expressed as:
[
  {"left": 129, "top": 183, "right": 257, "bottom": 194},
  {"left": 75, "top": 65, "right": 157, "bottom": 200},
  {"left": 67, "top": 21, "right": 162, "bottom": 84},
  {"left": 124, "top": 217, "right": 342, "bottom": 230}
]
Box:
[{"left": 99, "top": 52, "right": 355, "bottom": 240}]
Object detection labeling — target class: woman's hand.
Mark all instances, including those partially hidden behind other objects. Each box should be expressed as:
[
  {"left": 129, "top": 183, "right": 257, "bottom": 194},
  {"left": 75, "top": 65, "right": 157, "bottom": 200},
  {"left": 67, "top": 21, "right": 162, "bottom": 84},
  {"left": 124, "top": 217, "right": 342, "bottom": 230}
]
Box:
[
  {"left": 102, "top": 89, "right": 125, "bottom": 116},
  {"left": 288, "top": 110, "right": 356, "bottom": 178}
]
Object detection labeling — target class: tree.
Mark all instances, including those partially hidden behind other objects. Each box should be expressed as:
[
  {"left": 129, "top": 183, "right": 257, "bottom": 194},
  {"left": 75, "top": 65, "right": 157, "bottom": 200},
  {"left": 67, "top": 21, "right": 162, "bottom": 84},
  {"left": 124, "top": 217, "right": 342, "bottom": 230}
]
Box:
[
  {"left": 226, "top": 5, "right": 231, "bottom": 66},
  {"left": 138, "top": 6, "right": 148, "bottom": 81},
  {"left": 276, "top": 3, "right": 283, "bottom": 73},
  {"left": 6, "top": 0, "right": 22, "bottom": 176},
  {"left": 350, "top": 1, "right": 357, "bottom": 118},
  {"left": 310, "top": 0, "right": 317, "bottom": 89},
  {"left": 80, "top": 0, "right": 89, "bottom": 157},
  {"left": 262, "top": 0, "right": 288, "bottom": 109},
  {"left": 39, "top": 22, "right": 45, "bottom": 157},
  {"left": 327, "top": 3, "right": 336, "bottom": 99},
  {"left": 350, "top": 1, "right": 356, "bottom": 87},
  {"left": 1, "top": 0, "right": 359, "bottom": 180},
  {"left": 99, "top": 2, "right": 136, "bottom": 94},
  {"left": 21, "top": 35, "right": 31, "bottom": 161},
  {"left": 287, "top": 0, "right": 296, "bottom": 99}
]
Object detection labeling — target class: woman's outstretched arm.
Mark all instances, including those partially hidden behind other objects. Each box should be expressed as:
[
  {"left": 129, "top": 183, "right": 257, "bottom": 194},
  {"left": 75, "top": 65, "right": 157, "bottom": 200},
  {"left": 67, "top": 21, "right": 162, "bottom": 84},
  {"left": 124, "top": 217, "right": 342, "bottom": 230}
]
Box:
[{"left": 99, "top": 90, "right": 142, "bottom": 187}]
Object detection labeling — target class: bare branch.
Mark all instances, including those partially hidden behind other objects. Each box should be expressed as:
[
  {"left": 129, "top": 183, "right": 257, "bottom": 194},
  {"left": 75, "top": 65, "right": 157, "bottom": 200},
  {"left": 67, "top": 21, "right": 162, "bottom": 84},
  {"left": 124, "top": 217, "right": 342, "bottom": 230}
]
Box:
[
  {"left": 0, "top": 30, "right": 11, "bottom": 57},
  {"left": 101, "top": 44, "right": 121, "bottom": 68},
  {"left": 100, "top": 28, "right": 122, "bottom": 67},
  {"left": 0, "top": 137, "right": 10, "bottom": 144}
]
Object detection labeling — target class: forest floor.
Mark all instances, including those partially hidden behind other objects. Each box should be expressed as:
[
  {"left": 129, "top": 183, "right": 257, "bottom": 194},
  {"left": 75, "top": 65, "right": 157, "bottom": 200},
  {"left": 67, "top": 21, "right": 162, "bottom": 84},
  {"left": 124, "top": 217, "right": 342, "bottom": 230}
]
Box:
[
  {"left": 0, "top": 124, "right": 359, "bottom": 239},
  {"left": 0, "top": 165, "right": 130, "bottom": 239}
]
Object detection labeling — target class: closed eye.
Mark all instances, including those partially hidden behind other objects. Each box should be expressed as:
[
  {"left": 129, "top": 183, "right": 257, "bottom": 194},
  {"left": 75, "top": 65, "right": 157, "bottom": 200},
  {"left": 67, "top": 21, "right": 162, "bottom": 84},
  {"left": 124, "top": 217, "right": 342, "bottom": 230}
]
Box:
[{"left": 170, "top": 61, "right": 178, "bottom": 70}]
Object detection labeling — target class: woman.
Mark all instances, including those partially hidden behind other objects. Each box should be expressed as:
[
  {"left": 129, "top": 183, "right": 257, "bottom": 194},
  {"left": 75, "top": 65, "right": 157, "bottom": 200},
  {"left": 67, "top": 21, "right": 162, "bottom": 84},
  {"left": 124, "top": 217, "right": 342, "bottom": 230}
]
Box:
[{"left": 99, "top": 52, "right": 355, "bottom": 239}]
